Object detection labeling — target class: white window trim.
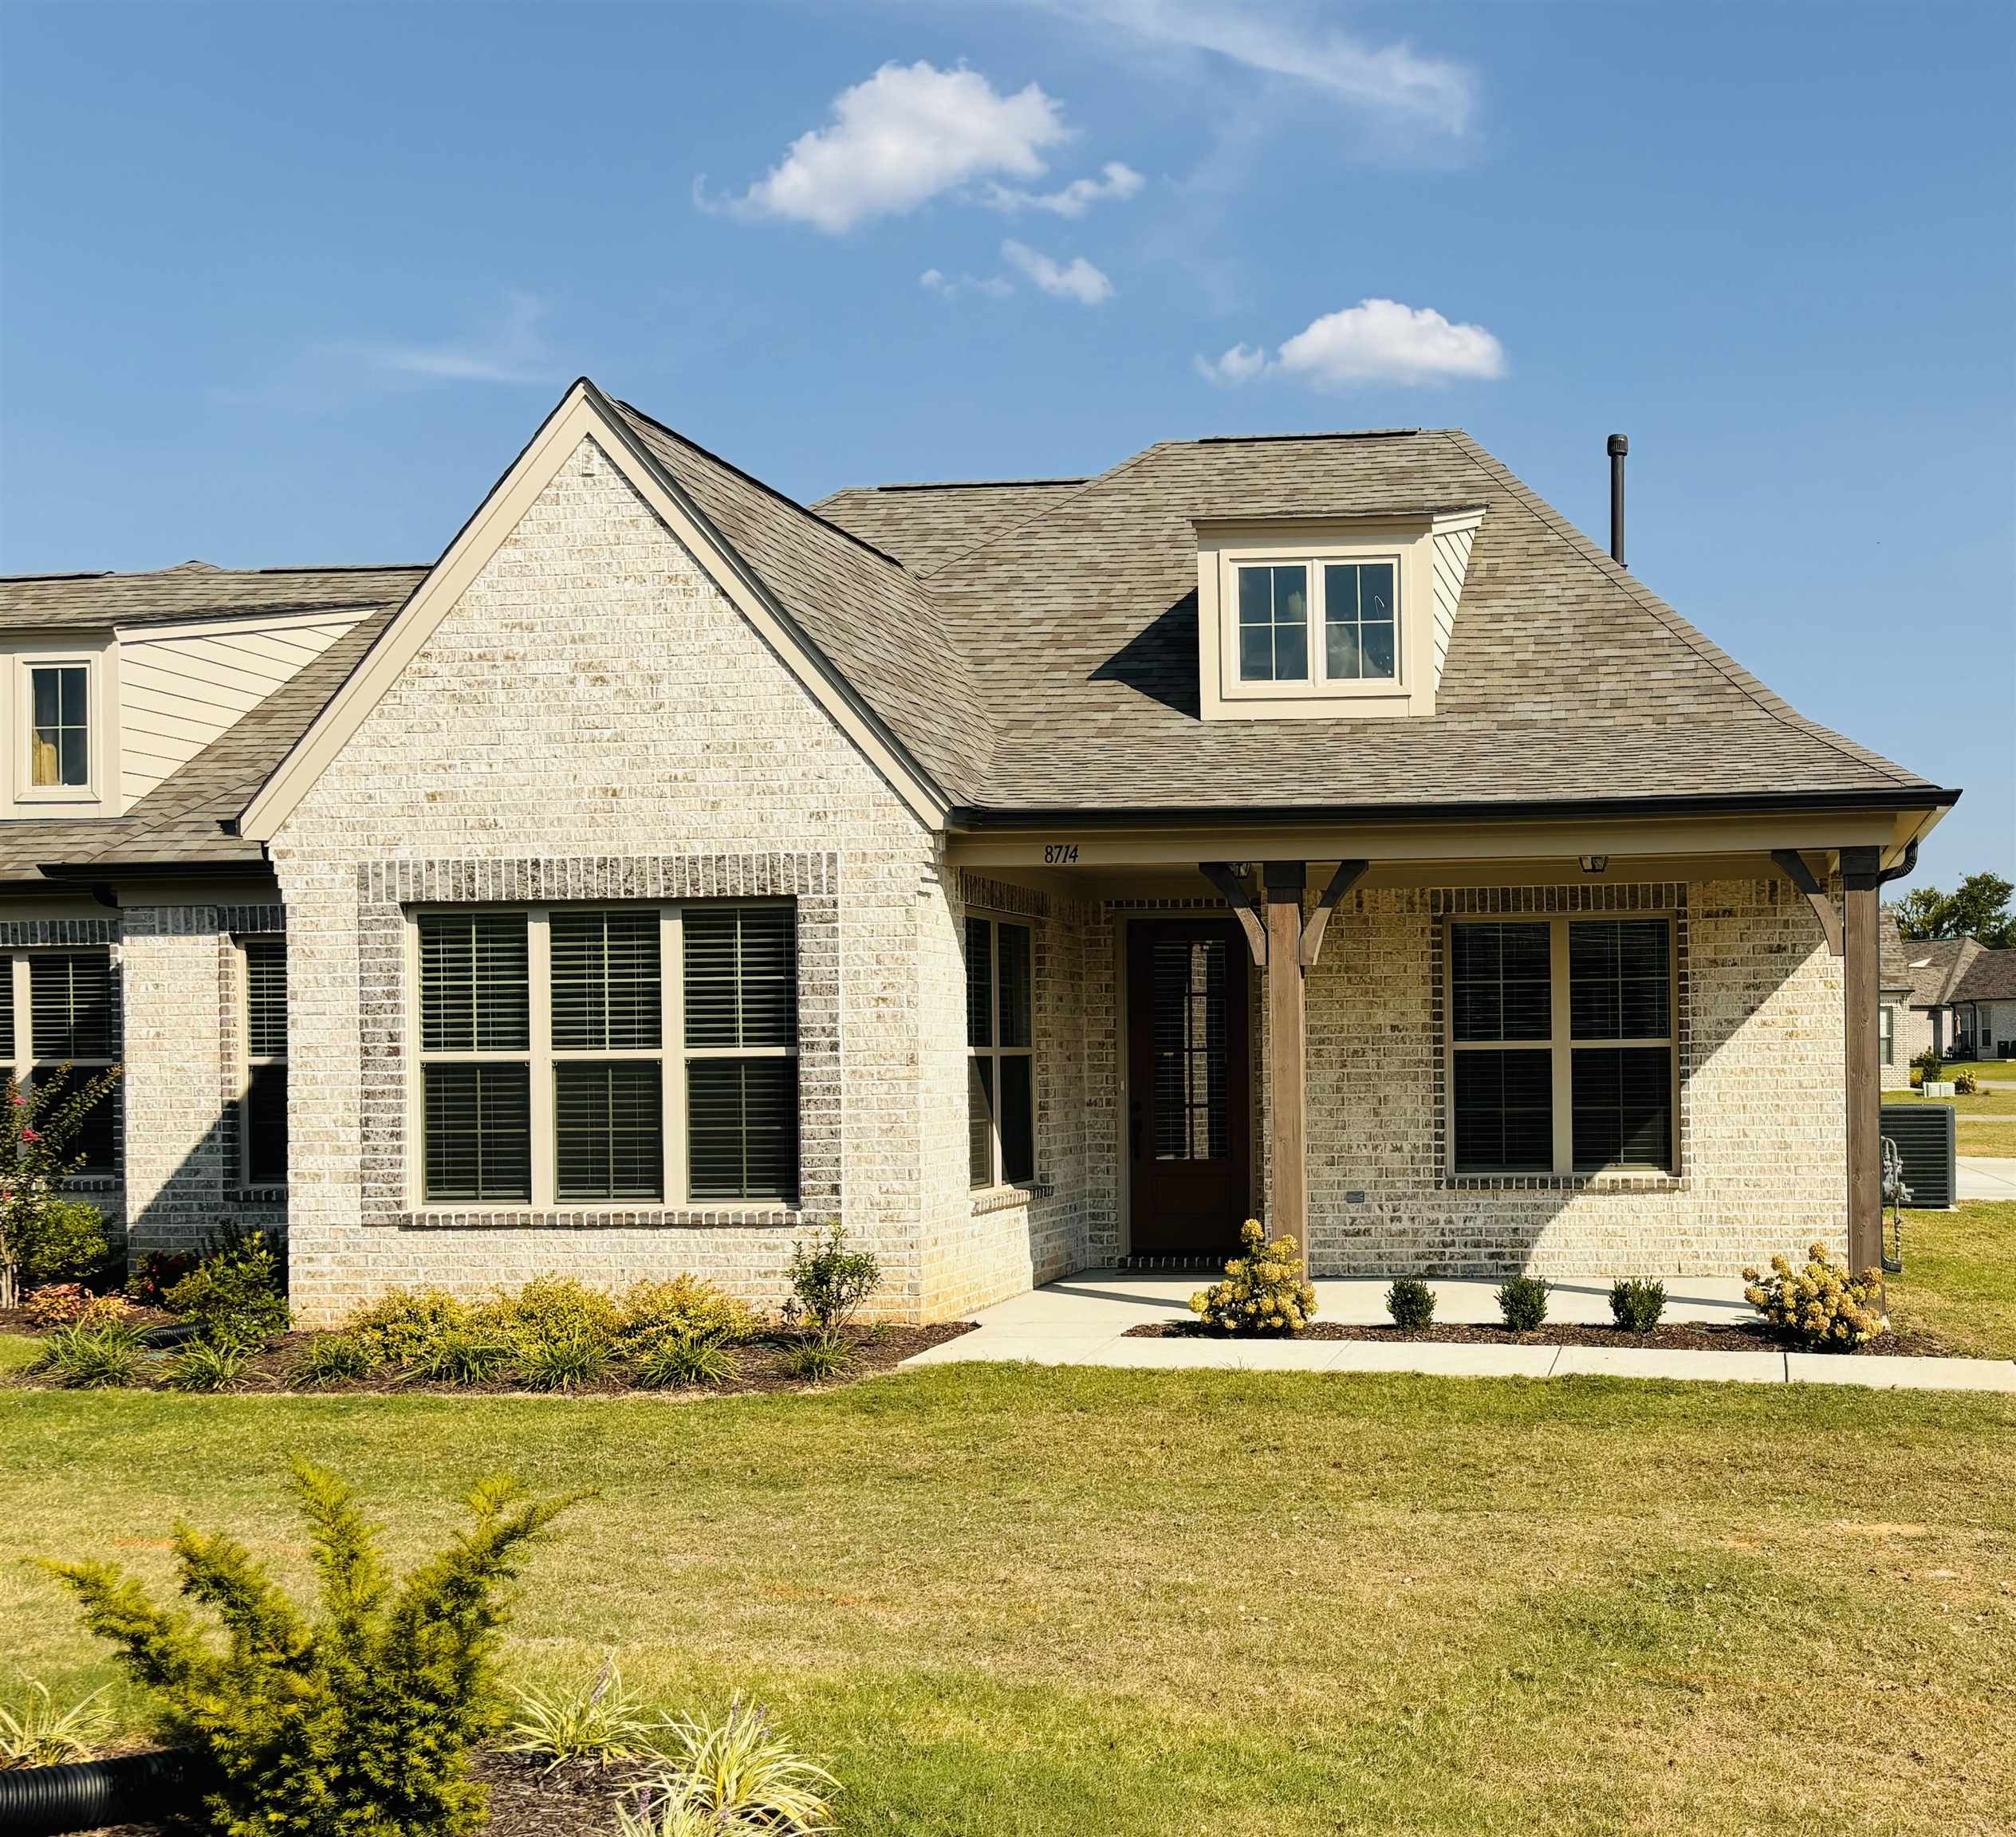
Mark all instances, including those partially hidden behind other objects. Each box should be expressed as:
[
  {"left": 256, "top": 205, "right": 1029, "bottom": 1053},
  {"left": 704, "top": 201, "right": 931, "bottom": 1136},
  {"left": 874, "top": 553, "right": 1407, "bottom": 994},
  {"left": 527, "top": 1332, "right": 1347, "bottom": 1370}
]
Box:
[
  {"left": 1879, "top": 1003, "right": 1896, "bottom": 1068},
  {"left": 1195, "top": 517, "right": 1436, "bottom": 722},
  {"left": 236, "top": 935, "right": 287, "bottom": 1189},
  {"left": 1444, "top": 915, "right": 1680, "bottom": 1178},
  {"left": 967, "top": 915, "right": 1036, "bottom": 1191},
  {"left": 404, "top": 901, "right": 797, "bottom": 1213},
  {"left": 14, "top": 653, "right": 102, "bottom": 806},
  {"left": 2, "top": 948, "right": 119, "bottom": 1182}
]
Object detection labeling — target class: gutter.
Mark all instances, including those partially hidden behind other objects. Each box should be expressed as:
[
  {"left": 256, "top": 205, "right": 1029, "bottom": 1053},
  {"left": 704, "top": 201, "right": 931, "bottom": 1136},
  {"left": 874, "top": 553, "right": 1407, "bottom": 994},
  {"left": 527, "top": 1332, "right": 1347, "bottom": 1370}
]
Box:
[{"left": 945, "top": 785, "right": 1963, "bottom": 831}]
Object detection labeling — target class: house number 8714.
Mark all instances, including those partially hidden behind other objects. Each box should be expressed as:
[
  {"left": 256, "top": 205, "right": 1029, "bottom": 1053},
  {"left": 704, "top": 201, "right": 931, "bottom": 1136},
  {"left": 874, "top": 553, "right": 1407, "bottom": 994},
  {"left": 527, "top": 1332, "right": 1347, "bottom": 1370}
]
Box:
[{"left": 1042, "top": 843, "right": 1081, "bottom": 864}]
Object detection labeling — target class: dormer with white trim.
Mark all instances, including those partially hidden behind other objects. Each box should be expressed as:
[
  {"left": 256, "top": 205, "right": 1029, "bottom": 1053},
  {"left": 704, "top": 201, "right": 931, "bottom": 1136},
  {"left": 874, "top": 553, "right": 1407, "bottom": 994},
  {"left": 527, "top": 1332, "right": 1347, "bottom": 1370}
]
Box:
[{"left": 1193, "top": 506, "right": 1484, "bottom": 721}]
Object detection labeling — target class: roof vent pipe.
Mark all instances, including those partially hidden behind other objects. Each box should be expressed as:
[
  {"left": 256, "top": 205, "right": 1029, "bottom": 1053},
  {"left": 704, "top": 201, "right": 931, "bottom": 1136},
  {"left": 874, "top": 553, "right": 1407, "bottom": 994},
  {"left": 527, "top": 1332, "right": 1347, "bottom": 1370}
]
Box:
[{"left": 1607, "top": 433, "right": 1628, "bottom": 567}]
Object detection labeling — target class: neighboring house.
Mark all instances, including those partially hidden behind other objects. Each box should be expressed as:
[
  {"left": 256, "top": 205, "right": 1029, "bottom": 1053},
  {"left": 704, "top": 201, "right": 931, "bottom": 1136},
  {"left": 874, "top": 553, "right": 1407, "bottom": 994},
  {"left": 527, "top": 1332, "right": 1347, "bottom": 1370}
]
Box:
[
  {"left": 1878, "top": 914, "right": 1921, "bottom": 1091},
  {"left": 0, "top": 381, "right": 1959, "bottom": 1323},
  {"left": 1897, "top": 933, "right": 2015, "bottom": 1060}
]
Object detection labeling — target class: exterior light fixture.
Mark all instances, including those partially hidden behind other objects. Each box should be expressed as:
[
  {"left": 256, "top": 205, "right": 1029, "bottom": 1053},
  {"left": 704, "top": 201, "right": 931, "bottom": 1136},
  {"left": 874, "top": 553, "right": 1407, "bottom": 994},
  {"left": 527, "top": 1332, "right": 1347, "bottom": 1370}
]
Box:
[{"left": 1579, "top": 855, "right": 1608, "bottom": 874}]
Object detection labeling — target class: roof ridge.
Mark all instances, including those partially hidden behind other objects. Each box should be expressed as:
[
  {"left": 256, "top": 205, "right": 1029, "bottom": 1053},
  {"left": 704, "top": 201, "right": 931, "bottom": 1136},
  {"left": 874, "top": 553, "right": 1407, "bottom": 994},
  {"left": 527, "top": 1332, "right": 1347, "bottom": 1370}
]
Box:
[
  {"left": 860, "top": 477, "right": 1089, "bottom": 494},
  {"left": 608, "top": 398, "right": 912, "bottom": 574},
  {"left": 913, "top": 439, "right": 1183, "bottom": 583},
  {"left": 1433, "top": 431, "right": 1918, "bottom": 789}
]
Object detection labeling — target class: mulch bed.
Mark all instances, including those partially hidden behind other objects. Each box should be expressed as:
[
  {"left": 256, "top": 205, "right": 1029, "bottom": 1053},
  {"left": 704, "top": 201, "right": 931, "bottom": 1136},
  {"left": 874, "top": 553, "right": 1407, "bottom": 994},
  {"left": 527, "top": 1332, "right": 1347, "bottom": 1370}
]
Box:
[
  {"left": 66, "top": 1751, "right": 650, "bottom": 1836},
  {"left": 2, "top": 1319, "right": 975, "bottom": 1396},
  {"left": 1123, "top": 1319, "right": 1962, "bottom": 1356}
]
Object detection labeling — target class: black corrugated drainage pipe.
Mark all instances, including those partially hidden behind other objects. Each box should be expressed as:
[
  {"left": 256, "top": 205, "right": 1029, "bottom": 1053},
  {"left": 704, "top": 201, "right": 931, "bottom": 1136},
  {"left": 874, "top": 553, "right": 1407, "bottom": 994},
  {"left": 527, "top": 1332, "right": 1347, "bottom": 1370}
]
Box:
[{"left": 0, "top": 1749, "right": 196, "bottom": 1834}]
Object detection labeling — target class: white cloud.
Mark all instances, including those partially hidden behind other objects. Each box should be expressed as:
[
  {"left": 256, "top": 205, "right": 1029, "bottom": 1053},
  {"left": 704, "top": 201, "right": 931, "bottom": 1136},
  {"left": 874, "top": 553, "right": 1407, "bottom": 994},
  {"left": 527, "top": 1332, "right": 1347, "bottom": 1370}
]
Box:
[
  {"left": 985, "top": 160, "right": 1146, "bottom": 218},
  {"left": 1196, "top": 299, "right": 1506, "bottom": 388},
  {"left": 1049, "top": 1, "right": 1476, "bottom": 138},
  {"left": 342, "top": 291, "right": 555, "bottom": 384},
  {"left": 711, "top": 61, "right": 1072, "bottom": 234},
  {"left": 920, "top": 267, "right": 1014, "bottom": 301},
  {"left": 1001, "top": 240, "right": 1114, "bottom": 305}
]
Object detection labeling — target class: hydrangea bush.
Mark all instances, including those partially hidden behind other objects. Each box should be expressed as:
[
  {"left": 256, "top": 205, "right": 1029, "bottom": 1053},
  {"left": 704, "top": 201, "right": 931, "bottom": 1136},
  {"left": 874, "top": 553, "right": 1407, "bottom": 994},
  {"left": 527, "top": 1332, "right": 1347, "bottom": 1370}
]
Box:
[
  {"left": 1742, "top": 1241, "right": 1887, "bottom": 1351},
  {"left": 1189, "top": 1221, "right": 1317, "bottom": 1336}
]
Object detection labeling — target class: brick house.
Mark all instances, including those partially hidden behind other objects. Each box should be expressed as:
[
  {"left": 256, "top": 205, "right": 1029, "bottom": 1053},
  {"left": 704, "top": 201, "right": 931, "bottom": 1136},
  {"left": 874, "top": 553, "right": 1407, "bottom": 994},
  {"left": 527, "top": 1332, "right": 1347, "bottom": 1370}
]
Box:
[
  {"left": 1897, "top": 933, "right": 2016, "bottom": 1062},
  {"left": 0, "top": 382, "right": 1959, "bottom": 1322}
]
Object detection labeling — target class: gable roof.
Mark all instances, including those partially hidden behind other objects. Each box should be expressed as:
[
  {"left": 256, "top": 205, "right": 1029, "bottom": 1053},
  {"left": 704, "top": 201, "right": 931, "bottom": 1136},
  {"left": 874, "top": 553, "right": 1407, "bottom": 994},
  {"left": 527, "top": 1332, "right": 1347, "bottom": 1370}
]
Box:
[
  {"left": 0, "top": 562, "right": 427, "bottom": 632},
  {"left": 1950, "top": 946, "right": 2016, "bottom": 1005},
  {"left": 2, "top": 383, "right": 1955, "bottom": 879},
  {"left": 1896, "top": 934, "right": 1983, "bottom": 1007}
]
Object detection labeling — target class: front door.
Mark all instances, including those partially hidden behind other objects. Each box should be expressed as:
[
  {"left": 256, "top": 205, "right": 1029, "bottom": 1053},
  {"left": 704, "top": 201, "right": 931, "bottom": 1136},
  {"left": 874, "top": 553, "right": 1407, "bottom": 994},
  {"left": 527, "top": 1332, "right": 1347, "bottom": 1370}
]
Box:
[{"left": 1126, "top": 918, "right": 1252, "bottom": 1258}]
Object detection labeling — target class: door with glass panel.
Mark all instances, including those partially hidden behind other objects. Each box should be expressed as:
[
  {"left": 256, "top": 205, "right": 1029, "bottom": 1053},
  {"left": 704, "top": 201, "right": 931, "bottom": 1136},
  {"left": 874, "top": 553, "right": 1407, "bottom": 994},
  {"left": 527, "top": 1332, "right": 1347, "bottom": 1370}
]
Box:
[{"left": 1125, "top": 918, "right": 1252, "bottom": 1257}]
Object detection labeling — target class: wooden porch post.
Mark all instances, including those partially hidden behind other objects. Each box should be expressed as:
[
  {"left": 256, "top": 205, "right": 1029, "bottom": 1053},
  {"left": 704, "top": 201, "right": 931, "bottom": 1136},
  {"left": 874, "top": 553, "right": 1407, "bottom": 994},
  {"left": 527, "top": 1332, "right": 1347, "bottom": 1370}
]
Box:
[
  {"left": 1262, "top": 862, "right": 1308, "bottom": 1262},
  {"left": 1841, "top": 846, "right": 1883, "bottom": 1282}
]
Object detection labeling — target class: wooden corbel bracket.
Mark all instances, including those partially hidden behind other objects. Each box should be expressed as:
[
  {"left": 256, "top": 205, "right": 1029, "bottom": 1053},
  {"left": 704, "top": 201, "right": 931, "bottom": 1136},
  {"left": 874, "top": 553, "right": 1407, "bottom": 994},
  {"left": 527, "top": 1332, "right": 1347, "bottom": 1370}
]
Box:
[
  {"left": 1200, "top": 861, "right": 1267, "bottom": 966},
  {"left": 1770, "top": 849, "right": 1843, "bottom": 958},
  {"left": 1300, "top": 859, "right": 1370, "bottom": 968}
]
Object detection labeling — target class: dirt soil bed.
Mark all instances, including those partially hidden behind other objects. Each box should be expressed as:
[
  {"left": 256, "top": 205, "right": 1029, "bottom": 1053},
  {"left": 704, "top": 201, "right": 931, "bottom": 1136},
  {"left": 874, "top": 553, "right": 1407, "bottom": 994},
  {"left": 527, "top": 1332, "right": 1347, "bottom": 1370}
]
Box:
[
  {"left": 69, "top": 1752, "right": 641, "bottom": 1836},
  {"left": 3, "top": 1320, "right": 975, "bottom": 1395},
  {"left": 1122, "top": 1319, "right": 1961, "bottom": 1356}
]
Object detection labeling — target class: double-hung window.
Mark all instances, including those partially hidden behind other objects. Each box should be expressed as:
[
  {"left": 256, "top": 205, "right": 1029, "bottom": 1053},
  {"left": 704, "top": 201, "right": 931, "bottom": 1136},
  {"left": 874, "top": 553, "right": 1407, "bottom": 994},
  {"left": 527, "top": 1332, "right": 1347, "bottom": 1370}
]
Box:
[
  {"left": 240, "top": 937, "right": 288, "bottom": 1186},
  {"left": 967, "top": 916, "right": 1034, "bottom": 1188},
  {"left": 413, "top": 903, "right": 797, "bottom": 1209},
  {"left": 1234, "top": 559, "right": 1399, "bottom": 685},
  {"left": 27, "top": 663, "right": 90, "bottom": 789},
  {"left": 1879, "top": 1004, "right": 1896, "bottom": 1068},
  {"left": 0, "top": 950, "right": 119, "bottom": 1173},
  {"left": 1449, "top": 916, "right": 1675, "bottom": 1176}
]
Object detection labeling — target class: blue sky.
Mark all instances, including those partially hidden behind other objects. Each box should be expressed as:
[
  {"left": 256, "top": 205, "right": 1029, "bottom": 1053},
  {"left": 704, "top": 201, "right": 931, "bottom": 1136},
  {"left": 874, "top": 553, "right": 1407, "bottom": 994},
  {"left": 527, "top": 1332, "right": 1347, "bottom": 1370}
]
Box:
[{"left": 2, "top": 1, "right": 2010, "bottom": 887}]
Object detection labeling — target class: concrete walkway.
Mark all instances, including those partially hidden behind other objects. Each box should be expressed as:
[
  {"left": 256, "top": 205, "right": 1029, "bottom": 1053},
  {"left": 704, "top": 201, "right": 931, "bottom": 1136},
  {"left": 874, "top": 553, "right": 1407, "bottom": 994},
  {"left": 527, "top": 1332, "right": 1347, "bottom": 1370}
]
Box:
[
  {"left": 1959, "top": 1156, "right": 2016, "bottom": 1200},
  {"left": 903, "top": 1271, "right": 2016, "bottom": 1392}
]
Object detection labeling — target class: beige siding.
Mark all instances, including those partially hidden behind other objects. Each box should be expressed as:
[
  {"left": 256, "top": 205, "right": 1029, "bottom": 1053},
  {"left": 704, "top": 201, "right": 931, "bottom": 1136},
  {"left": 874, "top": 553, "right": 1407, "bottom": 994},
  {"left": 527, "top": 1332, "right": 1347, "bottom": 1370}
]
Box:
[
  {"left": 118, "top": 619, "right": 360, "bottom": 804},
  {"left": 1430, "top": 521, "right": 1474, "bottom": 691}
]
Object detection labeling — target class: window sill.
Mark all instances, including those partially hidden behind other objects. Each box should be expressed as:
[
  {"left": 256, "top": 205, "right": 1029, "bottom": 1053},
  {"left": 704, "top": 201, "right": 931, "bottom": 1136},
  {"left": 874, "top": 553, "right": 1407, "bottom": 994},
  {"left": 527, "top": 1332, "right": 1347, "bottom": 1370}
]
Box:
[
  {"left": 233, "top": 1186, "right": 289, "bottom": 1206},
  {"left": 1438, "top": 1170, "right": 1687, "bottom": 1194},
  {"left": 971, "top": 1182, "right": 1052, "bottom": 1216},
  {"left": 396, "top": 1205, "right": 805, "bottom": 1231}
]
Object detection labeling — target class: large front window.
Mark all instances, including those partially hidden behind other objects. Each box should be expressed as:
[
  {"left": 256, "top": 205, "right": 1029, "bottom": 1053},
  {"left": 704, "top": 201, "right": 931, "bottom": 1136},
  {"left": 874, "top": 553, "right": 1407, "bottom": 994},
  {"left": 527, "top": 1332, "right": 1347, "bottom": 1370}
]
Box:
[
  {"left": 1449, "top": 917, "right": 1675, "bottom": 1176},
  {"left": 414, "top": 903, "right": 797, "bottom": 1208},
  {"left": 1235, "top": 558, "right": 1398, "bottom": 685},
  {"left": 0, "top": 950, "right": 119, "bottom": 1171},
  {"left": 967, "top": 916, "right": 1034, "bottom": 1188}
]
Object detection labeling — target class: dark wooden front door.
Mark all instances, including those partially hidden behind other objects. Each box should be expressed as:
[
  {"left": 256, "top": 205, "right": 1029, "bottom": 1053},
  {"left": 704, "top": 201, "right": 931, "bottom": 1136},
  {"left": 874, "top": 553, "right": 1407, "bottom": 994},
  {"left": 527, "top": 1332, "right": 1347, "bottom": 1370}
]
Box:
[{"left": 1126, "top": 918, "right": 1252, "bottom": 1258}]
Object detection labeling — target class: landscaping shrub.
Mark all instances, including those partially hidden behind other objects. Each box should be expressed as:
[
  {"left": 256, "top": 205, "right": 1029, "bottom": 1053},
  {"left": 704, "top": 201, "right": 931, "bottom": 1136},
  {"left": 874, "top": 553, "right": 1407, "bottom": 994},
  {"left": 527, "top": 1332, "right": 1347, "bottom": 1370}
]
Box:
[
  {"left": 1953, "top": 1070, "right": 1979, "bottom": 1096},
  {"left": 633, "top": 1332, "right": 739, "bottom": 1390},
  {"left": 1189, "top": 1221, "right": 1317, "bottom": 1335},
  {"left": 0, "top": 1066, "right": 122, "bottom": 1309},
  {"left": 498, "top": 1273, "right": 624, "bottom": 1347},
  {"left": 501, "top": 1658, "right": 656, "bottom": 1774},
  {"left": 1496, "top": 1275, "right": 1551, "bottom": 1332},
  {"left": 616, "top": 1274, "right": 756, "bottom": 1352},
  {"left": 345, "top": 1288, "right": 476, "bottom": 1363},
  {"left": 1742, "top": 1242, "right": 1887, "bottom": 1351},
  {"left": 10, "top": 1198, "right": 112, "bottom": 1292},
  {"left": 0, "top": 1678, "right": 112, "bottom": 1768},
  {"left": 1608, "top": 1278, "right": 1667, "bottom": 1333},
  {"left": 1384, "top": 1278, "right": 1435, "bottom": 1332},
  {"left": 166, "top": 1227, "right": 289, "bottom": 1349},
  {"left": 629, "top": 1699, "right": 835, "bottom": 1836},
  {"left": 413, "top": 1329, "right": 514, "bottom": 1387},
  {"left": 166, "top": 1339, "right": 250, "bottom": 1393},
  {"left": 786, "top": 1224, "right": 882, "bottom": 1334},
  {"left": 49, "top": 1460, "right": 581, "bottom": 1837},
  {"left": 296, "top": 1332, "right": 377, "bottom": 1387},
  {"left": 782, "top": 1332, "right": 849, "bottom": 1383},
  {"left": 24, "top": 1283, "right": 131, "bottom": 1329},
  {"left": 517, "top": 1328, "right": 612, "bottom": 1392},
  {"left": 33, "top": 1322, "right": 144, "bottom": 1389},
  {"left": 1912, "top": 1050, "right": 1943, "bottom": 1084},
  {"left": 124, "top": 1249, "right": 198, "bottom": 1308}
]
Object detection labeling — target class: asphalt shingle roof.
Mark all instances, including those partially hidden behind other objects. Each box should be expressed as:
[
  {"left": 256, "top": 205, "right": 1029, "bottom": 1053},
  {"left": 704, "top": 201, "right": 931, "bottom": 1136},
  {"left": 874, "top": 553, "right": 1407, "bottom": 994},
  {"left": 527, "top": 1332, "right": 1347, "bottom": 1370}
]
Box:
[
  {"left": 1950, "top": 947, "right": 2016, "bottom": 1005},
  {"left": 0, "top": 395, "right": 1947, "bottom": 880}
]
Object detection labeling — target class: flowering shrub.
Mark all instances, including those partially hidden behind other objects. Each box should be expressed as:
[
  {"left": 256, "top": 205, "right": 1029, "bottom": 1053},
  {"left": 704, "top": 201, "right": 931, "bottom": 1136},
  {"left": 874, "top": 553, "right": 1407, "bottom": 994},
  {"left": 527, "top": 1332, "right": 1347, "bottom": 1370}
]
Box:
[
  {"left": 0, "top": 1068, "right": 123, "bottom": 1311},
  {"left": 1742, "top": 1242, "right": 1887, "bottom": 1351},
  {"left": 1189, "top": 1221, "right": 1317, "bottom": 1335},
  {"left": 125, "top": 1249, "right": 199, "bottom": 1308},
  {"left": 1953, "top": 1071, "right": 1979, "bottom": 1096},
  {"left": 24, "top": 1284, "right": 132, "bottom": 1329}
]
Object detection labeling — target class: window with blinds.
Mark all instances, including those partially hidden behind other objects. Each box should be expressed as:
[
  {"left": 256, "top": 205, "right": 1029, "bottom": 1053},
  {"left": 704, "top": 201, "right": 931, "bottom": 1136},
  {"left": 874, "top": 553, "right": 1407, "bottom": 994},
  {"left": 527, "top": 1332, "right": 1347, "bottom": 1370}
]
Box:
[
  {"left": 412, "top": 903, "right": 797, "bottom": 1208},
  {"left": 1447, "top": 915, "right": 1675, "bottom": 1178},
  {"left": 966, "top": 916, "right": 1034, "bottom": 1188},
  {"left": 239, "top": 937, "right": 288, "bottom": 1187},
  {"left": 2, "top": 950, "right": 119, "bottom": 1174}
]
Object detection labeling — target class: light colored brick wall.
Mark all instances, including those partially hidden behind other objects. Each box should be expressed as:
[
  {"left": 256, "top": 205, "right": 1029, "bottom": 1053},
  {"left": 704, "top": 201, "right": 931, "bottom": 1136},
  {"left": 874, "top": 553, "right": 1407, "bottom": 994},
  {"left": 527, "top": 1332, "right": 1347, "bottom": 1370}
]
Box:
[
  {"left": 1893, "top": 1000, "right": 1932, "bottom": 1077},
  {"left": 270, "top": 439, "right": 949, "bottom": 1324},
  {"left": 117, "top": 904, "right": 287, "bottom": 1259}
]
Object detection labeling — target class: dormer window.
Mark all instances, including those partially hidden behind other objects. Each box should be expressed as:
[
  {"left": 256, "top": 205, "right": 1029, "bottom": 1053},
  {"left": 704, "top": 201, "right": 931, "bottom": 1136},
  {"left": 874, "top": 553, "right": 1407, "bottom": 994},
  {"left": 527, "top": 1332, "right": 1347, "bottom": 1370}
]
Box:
[
  {"left": 30, "top": 664, "right": 89, "bottom": 787},
  {"left": 1197, "top": 511, "right": 1480, "bottom": 722}
]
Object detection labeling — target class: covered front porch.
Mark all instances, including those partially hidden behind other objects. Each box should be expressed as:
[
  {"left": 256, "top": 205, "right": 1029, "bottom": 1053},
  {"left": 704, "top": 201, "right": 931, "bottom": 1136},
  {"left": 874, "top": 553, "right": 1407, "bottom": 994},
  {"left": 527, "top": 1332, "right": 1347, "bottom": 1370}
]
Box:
[{"left": 947, "top": 800, "right": 1929, "bottom": 1297}]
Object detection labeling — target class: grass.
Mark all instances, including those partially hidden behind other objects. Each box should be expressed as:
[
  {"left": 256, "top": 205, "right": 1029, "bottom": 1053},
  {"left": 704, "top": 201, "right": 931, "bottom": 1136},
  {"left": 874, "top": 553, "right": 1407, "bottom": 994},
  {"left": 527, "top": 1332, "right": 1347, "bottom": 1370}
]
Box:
[
  {"left": 1959, "top": 1123, "right": 2015, "bottom": 1158},
  {"left": 1890, "top": 1087, "right": 2016, "bottom": 1116},
  {"left": 1889, "top": 1202, "right": 2016, "bottom": 1359},
  {"left": 2, "top": 1369, "right": 2013, "bottom": 1835},
  {"left": 0, "top": 1334, "right": 41, "bottom": 1375}
]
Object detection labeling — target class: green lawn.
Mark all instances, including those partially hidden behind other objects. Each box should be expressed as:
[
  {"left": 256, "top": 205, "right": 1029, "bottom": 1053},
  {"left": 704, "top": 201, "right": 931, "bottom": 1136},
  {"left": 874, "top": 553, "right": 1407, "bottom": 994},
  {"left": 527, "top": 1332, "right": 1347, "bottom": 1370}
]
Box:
[
  {"left": 3, "top": 1371, "right": 2013, "bottom": 1835},
  {"left": 1890, "top": 1202, "right": 2016, "bottom": 1359},
  {"left": 1889, "top": 1087, "right": 2016, "bottom": 1116}
]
